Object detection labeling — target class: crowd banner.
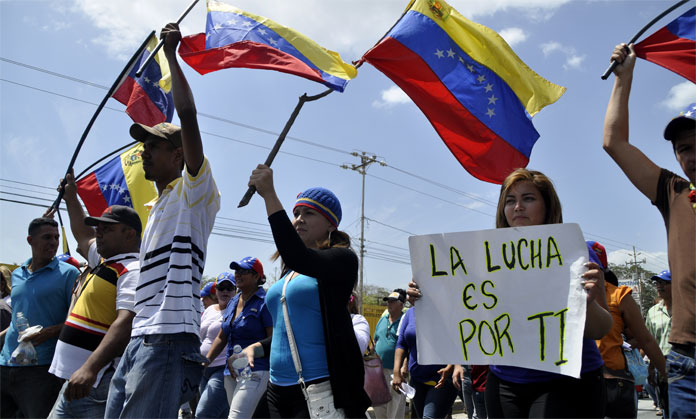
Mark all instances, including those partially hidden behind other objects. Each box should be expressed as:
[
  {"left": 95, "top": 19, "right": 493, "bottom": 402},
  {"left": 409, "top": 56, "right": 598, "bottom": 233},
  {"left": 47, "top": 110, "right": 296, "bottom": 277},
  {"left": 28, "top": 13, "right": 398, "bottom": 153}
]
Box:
[{"left": 408, "top": 223, "right": 589, "bottom": 378}]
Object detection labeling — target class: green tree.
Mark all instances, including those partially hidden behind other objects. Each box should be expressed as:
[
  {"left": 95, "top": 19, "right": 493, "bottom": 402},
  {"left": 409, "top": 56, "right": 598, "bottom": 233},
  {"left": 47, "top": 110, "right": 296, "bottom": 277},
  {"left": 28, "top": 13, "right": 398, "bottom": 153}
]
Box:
[{"left": 608, "top": 263, "right": 658, "bottom": 318}]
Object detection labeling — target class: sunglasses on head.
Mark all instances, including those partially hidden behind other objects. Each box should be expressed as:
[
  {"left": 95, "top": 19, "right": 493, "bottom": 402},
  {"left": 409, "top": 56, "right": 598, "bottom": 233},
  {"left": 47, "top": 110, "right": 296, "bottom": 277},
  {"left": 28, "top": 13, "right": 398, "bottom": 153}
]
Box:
[{"left": 216, "top": 283, "right": 235, "bottom": 291}]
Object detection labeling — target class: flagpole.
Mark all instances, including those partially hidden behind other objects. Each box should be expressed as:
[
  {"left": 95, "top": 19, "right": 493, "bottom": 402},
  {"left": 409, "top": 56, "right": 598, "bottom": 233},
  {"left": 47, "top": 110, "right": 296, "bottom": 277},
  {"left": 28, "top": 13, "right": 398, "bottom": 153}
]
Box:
[
  {"left": 601, "top": 0, "right": 689, "bottom": 80},
  {"left": 49, "top": 31, "right": 155, "bottom": 212},
  {"left": 75, "top": 141, "right": 138, "bottom": 180},
  {"left": 134, "top": 0, "right": 201, "bottom": 78},
  {"left": 237, "top": 88, "right": 333, "bottom": 208}
]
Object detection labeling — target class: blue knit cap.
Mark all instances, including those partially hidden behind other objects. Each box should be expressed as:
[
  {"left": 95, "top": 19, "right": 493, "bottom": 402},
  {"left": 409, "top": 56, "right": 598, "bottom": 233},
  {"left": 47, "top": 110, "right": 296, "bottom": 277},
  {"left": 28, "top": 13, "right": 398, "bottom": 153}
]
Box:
[{"left": 294, "top": 187, "right": 342, "bottom": 227}]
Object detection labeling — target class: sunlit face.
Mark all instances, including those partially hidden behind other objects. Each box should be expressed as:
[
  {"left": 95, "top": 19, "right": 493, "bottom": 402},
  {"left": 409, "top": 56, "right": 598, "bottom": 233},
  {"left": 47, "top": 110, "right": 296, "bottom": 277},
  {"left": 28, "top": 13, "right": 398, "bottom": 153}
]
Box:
[
  {"left": 292, "top": 206, "right": 335, "bottom": 248},
  {"left": 673, "top": 130, "right": 695, "bottom": 184},
  {"left": 141, "top": 136, "right": 181, "bottom": 182},
  {"left": 503, "top": 181, "right": 547, "bottom": 227},
  {"left": 215, "top": 280, "right": 235, "bottom": 308},
  {"left": 94, "top": 223, "right": 133, "bottom": 258},
  {"left": 28, "top": 225, "right": 59, "bottom": 262},
  {"left": 387, "top": 298, "right": 403, "bottom": 315}
]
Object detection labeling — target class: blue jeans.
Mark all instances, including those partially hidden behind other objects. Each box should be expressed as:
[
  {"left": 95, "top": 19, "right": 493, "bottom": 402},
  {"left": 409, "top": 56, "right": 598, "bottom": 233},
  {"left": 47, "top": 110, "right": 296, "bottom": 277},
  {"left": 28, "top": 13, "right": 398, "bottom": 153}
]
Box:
[
  {"left": 667, "top": 349, "right": 696, "bottom": 419},
  {"left": 411, "top": 379, "right": 458, "bottom": 419},
  {"left": 49, "top": 367, "right": 114, "bottom": 418},
  {"left": 105, "top": 333, "right": 206, "bottom": 418},
  {"left": 196, "top": 365, "right": 229, "bottom": 419}
]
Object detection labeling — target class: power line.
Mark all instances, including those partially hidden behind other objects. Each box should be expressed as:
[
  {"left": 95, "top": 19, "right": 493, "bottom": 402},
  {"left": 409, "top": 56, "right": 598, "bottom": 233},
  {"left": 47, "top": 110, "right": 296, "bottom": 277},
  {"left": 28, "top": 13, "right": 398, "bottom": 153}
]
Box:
[{"left": 364, "top": 217, "right": 416, "bottom": 235}]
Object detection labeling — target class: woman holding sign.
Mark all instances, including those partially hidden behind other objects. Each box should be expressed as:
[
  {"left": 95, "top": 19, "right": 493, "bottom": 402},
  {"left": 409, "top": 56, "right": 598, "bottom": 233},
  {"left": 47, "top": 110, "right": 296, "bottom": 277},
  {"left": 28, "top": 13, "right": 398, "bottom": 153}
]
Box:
[{"left": 409, "top": 169, "right": 612, "bottom": 418}]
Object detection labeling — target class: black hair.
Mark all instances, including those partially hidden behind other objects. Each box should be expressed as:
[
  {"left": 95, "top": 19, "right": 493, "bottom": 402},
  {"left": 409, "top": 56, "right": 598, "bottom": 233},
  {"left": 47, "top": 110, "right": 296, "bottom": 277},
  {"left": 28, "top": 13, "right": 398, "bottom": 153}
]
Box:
[
  {"left": 605, "top": 270, "right": 619, "bottom": 287},
  {"left": 28, "top": 217, "right": 58, "bottom": 236}
]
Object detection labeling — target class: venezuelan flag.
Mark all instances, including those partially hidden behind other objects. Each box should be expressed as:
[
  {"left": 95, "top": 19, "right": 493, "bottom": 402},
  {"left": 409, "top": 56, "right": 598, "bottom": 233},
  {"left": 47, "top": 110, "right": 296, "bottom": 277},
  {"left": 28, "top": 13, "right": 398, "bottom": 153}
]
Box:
[
  {"left": 363, "top": 0, "right": 565, "bottom": 184},
  {"left": 178, "top": 0, "right": 357, "bottom": 92},
  {"left": 113, "top": 34, "right": 174, "bottom": 126},
  {"left": 76, "top": 143, "right": 157, "bottom": 234},
  {"left": 635, "top": 7, "right": 695, "bottom": 83}
]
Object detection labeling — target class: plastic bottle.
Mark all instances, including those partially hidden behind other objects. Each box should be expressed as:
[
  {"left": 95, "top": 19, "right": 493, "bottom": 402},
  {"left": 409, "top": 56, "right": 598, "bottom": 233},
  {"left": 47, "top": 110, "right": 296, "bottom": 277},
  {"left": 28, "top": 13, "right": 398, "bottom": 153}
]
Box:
[
  {"left": 15, "top": 312, "right": 29, "bottom": 335},
  {"left": 230, "top": 344, "right": 252, "bottom": 382},
  {"left": 10, "top": 312, "right": 38, "bottom": 365}
]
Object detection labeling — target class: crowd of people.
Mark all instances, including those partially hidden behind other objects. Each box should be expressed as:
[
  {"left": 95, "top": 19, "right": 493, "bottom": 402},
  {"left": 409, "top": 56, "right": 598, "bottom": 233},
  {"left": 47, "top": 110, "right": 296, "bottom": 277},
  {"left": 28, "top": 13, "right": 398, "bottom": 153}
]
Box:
[{"left": 0, "top": 24, "right": 693, "bottom": 419}]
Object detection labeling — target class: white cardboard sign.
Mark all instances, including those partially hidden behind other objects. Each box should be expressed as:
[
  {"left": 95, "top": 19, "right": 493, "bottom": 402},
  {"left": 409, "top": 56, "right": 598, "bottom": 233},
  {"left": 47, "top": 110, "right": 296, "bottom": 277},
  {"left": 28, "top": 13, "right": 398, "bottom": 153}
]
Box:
[{"left": 408, "top": 223, "right": 589, "bottom": 378}]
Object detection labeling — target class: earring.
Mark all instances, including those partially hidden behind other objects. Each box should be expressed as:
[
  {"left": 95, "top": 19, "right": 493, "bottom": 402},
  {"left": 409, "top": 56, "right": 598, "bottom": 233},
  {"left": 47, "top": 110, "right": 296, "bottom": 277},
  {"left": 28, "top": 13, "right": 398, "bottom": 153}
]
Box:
[{"left": 328, "top": 230, "right": 332, "bottom": 243}]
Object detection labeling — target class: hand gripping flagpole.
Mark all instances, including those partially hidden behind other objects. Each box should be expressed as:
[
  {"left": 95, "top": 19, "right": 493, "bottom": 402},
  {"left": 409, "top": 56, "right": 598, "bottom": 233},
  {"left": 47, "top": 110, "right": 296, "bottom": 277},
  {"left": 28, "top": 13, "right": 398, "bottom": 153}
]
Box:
[
  {"left": 49, "top": 31, "right": 155, "bottom": 213},
  {"left": 135, "top": 0, "right": 201, "bottom": 78},
  {"left": 237, "top": 88, "right": 334, "bottom": 208},
  {"left": 601, "top": 0, "right": 689, "bottom": 80}
]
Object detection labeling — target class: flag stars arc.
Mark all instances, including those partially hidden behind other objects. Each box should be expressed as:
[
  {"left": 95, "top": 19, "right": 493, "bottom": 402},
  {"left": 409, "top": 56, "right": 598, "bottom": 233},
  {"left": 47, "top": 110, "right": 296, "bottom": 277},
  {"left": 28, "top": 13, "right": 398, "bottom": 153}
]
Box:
[{"left": 430, "top": 43, "right": 498, "bottom": 120}]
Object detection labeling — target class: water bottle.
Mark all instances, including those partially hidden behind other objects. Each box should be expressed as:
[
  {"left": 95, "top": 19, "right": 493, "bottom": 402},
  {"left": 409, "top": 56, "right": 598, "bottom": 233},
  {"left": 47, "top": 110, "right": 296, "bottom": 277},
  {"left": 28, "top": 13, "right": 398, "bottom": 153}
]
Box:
[
  {"left": 10, "top": 312, "right": 38, "bottom": 365},
  {"left": 230, "top": 344, "right": 251, "bottom": 382},
  {"left": 15, "top": 312, "right": 29, "bottom": 336}
]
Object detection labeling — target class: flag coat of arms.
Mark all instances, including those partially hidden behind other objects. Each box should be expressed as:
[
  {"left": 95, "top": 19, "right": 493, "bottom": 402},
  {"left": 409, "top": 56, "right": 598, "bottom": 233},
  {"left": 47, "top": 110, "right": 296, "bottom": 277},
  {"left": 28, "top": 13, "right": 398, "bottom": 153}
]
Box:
[
  {"left": 113, "top": 34, "right": 174, "bottom": 126},
  {"left": 76, "top": 143, "right": 157, "bottom": 233},
  {"left": 363, "top": 0, "right": 565, "bottom": 184},
  {"left": 178, "top": 0, "right": 357, "bottom": 92}
]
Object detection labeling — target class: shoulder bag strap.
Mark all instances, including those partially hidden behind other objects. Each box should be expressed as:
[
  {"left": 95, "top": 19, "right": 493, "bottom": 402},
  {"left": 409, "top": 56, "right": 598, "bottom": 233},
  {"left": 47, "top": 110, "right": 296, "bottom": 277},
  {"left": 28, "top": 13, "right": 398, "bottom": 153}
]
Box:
[{"left": 281, "top": 272, "right": 308, "bottom": 394}]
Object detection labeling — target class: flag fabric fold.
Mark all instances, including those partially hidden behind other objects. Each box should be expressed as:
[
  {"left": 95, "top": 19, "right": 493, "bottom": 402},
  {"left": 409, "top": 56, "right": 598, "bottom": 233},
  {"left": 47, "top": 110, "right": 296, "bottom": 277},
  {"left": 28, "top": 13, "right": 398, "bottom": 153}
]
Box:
[
  {"left": 76, "top": 143, "right": 157, "bottom": 234},
  {"left": 113, "top": 34, "right": 174, "bottom": 126},
  {"left": 635, "top": 7, "right": 696, "bottom": 83},
  {"left": 178, "top": 0, "right": 357, "bottom": 92},
  {"left": 363, "top": 0, "right": 565, "bottom": 184}
]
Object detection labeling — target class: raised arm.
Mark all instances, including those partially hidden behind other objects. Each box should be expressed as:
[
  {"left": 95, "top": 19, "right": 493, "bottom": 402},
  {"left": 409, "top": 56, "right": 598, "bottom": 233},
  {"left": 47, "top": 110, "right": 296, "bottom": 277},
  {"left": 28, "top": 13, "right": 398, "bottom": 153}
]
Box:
[
  {"left": 161, "top": 23, "right": 204, "bottom": 176},
  {"left": 61, "top": 170, "right": 95, "bottom": 259},
  {"left": 602, "top": 43, "right": 661, "bottom": 202}
]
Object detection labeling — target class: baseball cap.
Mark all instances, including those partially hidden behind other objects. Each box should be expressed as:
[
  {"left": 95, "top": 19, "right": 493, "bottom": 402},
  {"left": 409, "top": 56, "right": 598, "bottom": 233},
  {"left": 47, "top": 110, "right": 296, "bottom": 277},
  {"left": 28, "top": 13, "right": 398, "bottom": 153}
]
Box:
[
  {"left": 200, "top": 282, "right": 216, "bottom": 298},
  {"left": 383, "top": 289, "right": 406, "bottom": 303},
  {"left": 664, "top": 103, "right": 696, "bottom": 142},
  {"left": 216, "top": 271, "right": 236, "bottom": 287},
  {"left": 586, "top": 241, "right": 608, "bottom": 270},
  {"left": 130, "top": 122, "right": 182, "bottom": 148},
  {"left": 85, "top": 205, "right": 142, "bottom": 237},
  {"left": 230, "top": 257, "right": 265, "bottom": 284},
  {"left": 651, "top": 270, "right": 671, "bottom": 283}
]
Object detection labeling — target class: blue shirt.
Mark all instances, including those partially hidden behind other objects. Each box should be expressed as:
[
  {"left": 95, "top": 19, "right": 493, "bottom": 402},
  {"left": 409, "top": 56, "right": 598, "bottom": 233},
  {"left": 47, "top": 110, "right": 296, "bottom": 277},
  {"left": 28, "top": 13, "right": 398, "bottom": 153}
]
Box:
[
  {"left": 396, "top": 308, "right": 445, "bottom": 384},
  {"left": 374, "top": 313, "right": 402, "bottom": 370},
  {"left": 221, "top": 287, "right": 273, "bottom": 375},
  {"left": 0, "top": 258, "right": 79, "bottom": 366},
  {"left": 490, "top": 338, "right": 604, "bottom": 383},
  {"left": 265, "top": 272, "right": 329, "bottom": 385}
]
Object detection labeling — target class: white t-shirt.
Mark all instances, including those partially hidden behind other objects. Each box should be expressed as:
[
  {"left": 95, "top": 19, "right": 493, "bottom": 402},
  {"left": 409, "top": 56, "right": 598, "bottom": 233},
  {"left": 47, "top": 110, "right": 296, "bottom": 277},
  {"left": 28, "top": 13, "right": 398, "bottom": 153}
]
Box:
[
  {"left": 200, "top": 305, "right": 227, "bottom": 368},
  {"left": 132, "top": 158, "right": 220, "bottom": 336}
]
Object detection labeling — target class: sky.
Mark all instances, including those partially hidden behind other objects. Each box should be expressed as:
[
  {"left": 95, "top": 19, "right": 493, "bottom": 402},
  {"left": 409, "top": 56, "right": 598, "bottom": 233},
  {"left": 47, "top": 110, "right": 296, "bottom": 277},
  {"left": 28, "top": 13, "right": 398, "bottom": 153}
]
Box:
[{"left": 1, "top": 0, "right": 694, "bottom": 293}]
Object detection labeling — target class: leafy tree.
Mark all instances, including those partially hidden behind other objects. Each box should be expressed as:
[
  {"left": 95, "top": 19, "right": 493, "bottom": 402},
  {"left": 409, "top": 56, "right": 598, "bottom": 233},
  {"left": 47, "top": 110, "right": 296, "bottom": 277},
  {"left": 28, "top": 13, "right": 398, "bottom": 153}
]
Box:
[{"left": 608, "top": 263, "right": 658, "bottom": 318}]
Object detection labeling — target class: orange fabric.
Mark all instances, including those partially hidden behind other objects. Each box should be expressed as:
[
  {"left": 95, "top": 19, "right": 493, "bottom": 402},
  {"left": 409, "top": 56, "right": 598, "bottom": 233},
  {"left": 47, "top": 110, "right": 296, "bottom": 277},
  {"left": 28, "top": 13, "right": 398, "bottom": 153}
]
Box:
[{"left": 596, "top": 283, "right": 633, "bottom": 370}]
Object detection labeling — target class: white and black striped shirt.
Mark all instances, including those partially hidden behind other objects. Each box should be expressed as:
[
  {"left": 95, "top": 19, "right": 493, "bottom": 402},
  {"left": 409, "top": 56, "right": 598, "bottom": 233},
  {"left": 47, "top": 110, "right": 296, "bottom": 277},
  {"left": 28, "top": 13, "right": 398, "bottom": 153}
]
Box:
[{"left": 132, "top": 158, "right": 220, "bottom": 336}]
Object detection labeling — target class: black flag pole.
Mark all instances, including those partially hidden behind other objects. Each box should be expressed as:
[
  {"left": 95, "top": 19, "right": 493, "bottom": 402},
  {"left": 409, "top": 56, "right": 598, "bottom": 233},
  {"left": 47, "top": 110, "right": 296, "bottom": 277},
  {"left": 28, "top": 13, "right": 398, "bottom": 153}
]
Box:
[
  {"left": 601, "top": 0, "right": 689, "bottom": 80},
  {"left": 135, "top": 0, "right": 201, "bottom": 78},
  {"left": 49, "top": 31, "right": 155, "bottom": 212},
  {"left": 75, "top": 141, "right": 138, "bottom": 180},
  {"left": 237, "top": 88, "right": 334, "bottom": 208}
]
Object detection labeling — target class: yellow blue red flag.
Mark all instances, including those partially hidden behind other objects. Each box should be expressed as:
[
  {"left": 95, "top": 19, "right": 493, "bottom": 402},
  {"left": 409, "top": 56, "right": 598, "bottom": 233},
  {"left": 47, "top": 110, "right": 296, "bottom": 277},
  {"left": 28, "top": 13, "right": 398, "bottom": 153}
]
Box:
[
  {"left": 178, "top": 0, "right": 357, "bottom": 92},
  {"left": 113, "top": 34, "right": 174, "bottom": 126},
  {"left": 363, "top": 0, "right": 565, "bottom": 184},
  {"left": 76, "top": 143, "right": 156, "bottom": 234}
]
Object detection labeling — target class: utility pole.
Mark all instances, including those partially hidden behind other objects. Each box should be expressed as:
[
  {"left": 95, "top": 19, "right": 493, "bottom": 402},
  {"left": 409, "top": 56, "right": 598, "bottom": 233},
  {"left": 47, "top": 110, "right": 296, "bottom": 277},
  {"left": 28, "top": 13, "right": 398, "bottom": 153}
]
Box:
[
  {"left": 625, "top": 246, "right": 647, "bottom": 313},
  {"left": 341, "top": 151, "right": 386, "bottom": 312}
]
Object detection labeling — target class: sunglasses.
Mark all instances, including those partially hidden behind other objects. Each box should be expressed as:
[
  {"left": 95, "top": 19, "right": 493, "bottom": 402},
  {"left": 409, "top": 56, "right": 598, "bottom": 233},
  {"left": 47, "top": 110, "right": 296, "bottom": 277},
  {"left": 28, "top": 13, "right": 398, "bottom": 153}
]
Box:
[
  {"left": 236, "top": 269, "right": 256, "bottom": 276},
  {"left": 216, "top": 283, "right": 235, "bottom": 291}
]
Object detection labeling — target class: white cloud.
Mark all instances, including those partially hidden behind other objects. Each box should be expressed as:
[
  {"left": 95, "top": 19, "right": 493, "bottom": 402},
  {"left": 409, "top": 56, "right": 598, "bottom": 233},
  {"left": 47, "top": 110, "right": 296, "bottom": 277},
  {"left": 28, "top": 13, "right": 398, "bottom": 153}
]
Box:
[
  {"left": 67, "top": 0, "right": 571, "bottom": 60},
  {"left": 499, "top": 27, "right": 527, "bottom": 47},
  {"left": 541, "top": 41, "right": 585, "bottom": 70},
  {"left": 660, "top": 81, "right": 696, "bottom": 111},
  {"left": 372, "top": 85, "right": 410, "bottom": 108}
]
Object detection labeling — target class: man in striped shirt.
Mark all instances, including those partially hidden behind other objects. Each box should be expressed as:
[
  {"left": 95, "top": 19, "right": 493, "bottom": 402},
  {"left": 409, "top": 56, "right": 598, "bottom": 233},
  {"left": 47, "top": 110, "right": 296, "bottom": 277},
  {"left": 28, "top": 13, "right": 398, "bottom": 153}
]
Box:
[{"left": 105, "top": 22, "right": 220, "bottom": 418}]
